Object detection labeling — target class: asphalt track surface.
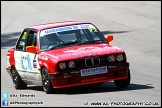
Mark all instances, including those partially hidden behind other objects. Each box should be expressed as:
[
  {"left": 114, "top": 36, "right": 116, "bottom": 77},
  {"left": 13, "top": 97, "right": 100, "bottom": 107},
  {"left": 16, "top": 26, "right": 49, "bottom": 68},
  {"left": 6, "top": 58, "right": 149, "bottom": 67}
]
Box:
[{"left": 1, "top": 1, "right": 161, "bottom": 107}]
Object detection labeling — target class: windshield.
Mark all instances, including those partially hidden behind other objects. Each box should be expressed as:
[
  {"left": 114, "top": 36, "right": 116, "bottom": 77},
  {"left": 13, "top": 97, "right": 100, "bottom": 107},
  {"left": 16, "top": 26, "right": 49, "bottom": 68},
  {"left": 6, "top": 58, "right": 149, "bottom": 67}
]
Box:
[{"left": 39, "top": 23, "right": 107, "bottom": 51}]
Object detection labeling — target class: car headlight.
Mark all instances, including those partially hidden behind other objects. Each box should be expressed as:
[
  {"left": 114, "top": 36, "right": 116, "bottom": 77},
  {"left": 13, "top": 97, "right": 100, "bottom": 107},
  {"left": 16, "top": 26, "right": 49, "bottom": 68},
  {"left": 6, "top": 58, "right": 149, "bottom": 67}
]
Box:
[
  {"left": 68, "top": 61, "right": 75, "bottom": 68},
  {"left": 108, "top": 54, "right": 116, "bottom": 62},
  {"left": 116, "top": 54, "right": 124, "bottom": 61},
  {"left": 59, "top": 62, "right": 66, "bottom": 69}
]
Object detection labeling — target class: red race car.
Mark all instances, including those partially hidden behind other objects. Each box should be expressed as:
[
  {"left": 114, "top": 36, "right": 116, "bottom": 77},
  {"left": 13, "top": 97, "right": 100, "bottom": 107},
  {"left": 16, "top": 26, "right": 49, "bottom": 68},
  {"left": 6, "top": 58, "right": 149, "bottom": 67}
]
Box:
[{"left": 6, "top": 21, "right": 130, "bottom": 94}]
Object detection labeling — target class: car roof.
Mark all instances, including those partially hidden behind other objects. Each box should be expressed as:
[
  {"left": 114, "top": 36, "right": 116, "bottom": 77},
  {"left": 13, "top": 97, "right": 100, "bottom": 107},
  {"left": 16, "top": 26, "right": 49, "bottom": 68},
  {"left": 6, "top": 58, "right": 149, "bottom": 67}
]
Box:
[{"left": 27, "top": 21, "right": 91, "bottom": 31}]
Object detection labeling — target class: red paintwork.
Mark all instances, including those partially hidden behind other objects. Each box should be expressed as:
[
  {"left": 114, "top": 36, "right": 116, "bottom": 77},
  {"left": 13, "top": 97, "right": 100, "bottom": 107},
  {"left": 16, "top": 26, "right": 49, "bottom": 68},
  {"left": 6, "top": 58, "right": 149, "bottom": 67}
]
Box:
[
  {"left": 50, "top": 69, "right": 128, "bottom": 88},
  {"left": 40, "top": 43, "right": 123, "bottom": 61},
  {"left": 7, "top": 48, "right": 15, "bottom": 68},
  {"left": 6, "top": 21, "right": 130, "bottom": 89},
  {"left": 37, "top": 43, "right": 129, "bottom": 88},
  {"left": 28, "top": 21, "right": 90, "bottom": 31}
]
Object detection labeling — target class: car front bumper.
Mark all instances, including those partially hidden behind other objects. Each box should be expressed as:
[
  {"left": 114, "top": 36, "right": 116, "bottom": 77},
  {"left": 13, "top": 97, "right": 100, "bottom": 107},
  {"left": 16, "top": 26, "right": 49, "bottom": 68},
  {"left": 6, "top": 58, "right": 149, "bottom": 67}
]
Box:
[{"left": 49, "top": 62, "right": 130, "bottom": 88}]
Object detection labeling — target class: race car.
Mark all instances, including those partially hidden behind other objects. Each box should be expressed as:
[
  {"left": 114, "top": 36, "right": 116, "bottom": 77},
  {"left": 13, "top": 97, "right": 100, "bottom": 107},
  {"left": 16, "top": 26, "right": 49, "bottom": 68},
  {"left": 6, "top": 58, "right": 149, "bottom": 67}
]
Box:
[{"left": 6, "top": 21, "right": 130, "bottom": 94}]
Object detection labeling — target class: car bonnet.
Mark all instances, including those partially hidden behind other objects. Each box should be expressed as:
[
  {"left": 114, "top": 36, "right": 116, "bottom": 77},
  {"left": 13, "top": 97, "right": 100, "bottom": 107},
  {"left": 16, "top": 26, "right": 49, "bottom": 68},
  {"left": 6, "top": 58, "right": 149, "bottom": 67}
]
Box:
[{"left": 41, "top": 43, "right": 124, "bottom": 61}]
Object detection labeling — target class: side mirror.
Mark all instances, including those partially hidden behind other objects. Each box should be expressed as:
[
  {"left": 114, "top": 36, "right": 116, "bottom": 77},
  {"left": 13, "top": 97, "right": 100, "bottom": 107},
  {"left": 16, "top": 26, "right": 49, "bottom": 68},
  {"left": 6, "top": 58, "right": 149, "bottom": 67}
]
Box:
[
  {"left": 26, "top": 46, "right": 37, "bottom": 53},
  {"left": 105, "top": 34, "right": 114, "bottom": 42}
]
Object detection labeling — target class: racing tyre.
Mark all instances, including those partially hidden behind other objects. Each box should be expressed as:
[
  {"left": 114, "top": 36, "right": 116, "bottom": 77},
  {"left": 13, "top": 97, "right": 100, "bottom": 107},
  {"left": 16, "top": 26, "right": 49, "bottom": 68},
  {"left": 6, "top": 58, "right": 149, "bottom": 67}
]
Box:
[
  {"left": 91, "top": 82, "right": 104, "bottom": 86},
  {"left": 11, "top": 67, "right": 27, "bottom": 89},
  {"left": 114, "top": 69, "right": 130, "bottom": 88},
  {"left": 41, "top": 67, "right": 53, "bottom": 94}
]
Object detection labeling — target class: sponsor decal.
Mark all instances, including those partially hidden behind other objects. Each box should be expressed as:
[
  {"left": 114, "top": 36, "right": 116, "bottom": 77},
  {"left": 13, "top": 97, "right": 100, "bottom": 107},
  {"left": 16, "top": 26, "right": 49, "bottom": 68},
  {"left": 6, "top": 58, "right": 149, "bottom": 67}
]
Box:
[
  {"left": 72, "top": 25, "right": 78, "bottom": 30},
  {"left": 81, "top": 76, "right": 108, "bottom": 83},
  {"left": 81, "top": 66, "right": 108, "bottom": 76},
  {"left": 40, "top": 24, "right": 96, "bottom": 36},
  {"left": 33, "top": 60, "right": 37, "bottom": 68},
  {"left": 20, "top": 54, "right": 32, "bottom": 71},
  {"left": 108, "top": 66, "right": 117, "bottom": 68},
  {"left": 80, "top": 24, "right": 89, "bottom": 29},
  {"left": 64, "top": 47, "right": 100, "bottom": 53},
  {"left": 44, "top": 26, "right": 73, "bottom": 34},
  {"left": 70, "top": 71, "right": 80, "bottom": 74}
]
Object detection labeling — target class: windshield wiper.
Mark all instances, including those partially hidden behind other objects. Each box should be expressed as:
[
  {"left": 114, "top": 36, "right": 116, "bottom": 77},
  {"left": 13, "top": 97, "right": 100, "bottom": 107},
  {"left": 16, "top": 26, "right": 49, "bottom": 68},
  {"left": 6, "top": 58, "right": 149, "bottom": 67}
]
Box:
[
  {"left": 48, "top": 40, "right": 78, "bottom": 50},
  {"left": 79, "top": 40, "right": 106, "bottom": 45}
]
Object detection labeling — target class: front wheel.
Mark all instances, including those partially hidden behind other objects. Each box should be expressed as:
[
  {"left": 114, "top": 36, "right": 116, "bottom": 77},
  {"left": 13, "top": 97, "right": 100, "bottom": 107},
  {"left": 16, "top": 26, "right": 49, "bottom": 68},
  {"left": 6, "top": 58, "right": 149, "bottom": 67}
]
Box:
[
  {"left": 114, "top": 69, "right": 131, "bottom": 88},
  {"left": 11, "top": 67, "right": 27, "bottom": 89},
  {"left": 91, "top": 82, "right": 104, "bottom": 86},
  {"left": 41, "top": 67, "right": 53, "bottom": 94}
]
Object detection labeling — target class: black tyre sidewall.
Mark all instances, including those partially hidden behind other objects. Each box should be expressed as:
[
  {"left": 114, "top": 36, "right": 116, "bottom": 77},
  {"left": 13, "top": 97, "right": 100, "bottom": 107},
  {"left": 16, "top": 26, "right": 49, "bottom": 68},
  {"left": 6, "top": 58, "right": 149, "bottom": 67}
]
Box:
[
  {"left": 114, "top": 69, "right": 131, "bottom": 88},
  {"left": 11, "top": 67, "right": 27, "bottom": 89},
  {"left": 41, "top": 68, "right": 53, "bottom": 94}
]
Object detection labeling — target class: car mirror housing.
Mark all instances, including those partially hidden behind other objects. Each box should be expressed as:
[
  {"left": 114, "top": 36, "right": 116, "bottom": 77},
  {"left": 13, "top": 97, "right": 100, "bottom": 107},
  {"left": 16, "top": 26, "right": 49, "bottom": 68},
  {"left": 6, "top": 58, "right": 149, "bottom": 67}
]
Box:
[
  {"left": 105, "top": 34, "right": 114, "bottom": 42},
  {"left": 26, "top": 46, "right": 37, "bottom": 53}
]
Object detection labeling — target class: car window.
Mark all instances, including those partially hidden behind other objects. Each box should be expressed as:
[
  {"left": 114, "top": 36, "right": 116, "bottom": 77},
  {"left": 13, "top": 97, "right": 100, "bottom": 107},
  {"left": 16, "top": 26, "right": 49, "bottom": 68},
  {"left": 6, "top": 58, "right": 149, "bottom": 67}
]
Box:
[
  {"left": 78, "top": 29, "right": 89, "bottom": 43},
  {"left": 16, "top": 30, "right": 29, "bottom": 51},
  {"left": 26, "top": 30, "right": 37, "bottom": 47},
  {"left": 39, "top": 24, "right": 107, "bottom": 51},
  {"left": 89, "top": 28, "right": 100, "bottom": 40},
  {"left": 16, "top": 29, "right": 37, "bottom": 51},
  {"left": 57, "top": 31, "right": 77, "bottom": 42}
]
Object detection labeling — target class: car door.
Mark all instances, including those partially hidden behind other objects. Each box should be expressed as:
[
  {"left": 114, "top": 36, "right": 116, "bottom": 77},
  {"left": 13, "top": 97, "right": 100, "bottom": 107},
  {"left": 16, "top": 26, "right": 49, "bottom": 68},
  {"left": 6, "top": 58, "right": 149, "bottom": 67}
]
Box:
[{"left": 14, "top": 29, "right": 41, "bottom": 85}]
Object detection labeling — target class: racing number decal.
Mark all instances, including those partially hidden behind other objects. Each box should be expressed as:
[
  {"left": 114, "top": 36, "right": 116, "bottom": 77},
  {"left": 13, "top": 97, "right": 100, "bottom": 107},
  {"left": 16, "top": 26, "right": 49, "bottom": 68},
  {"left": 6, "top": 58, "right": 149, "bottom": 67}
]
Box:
[{"left": 88, "top": 28, "right": 98, "bottom": 32}]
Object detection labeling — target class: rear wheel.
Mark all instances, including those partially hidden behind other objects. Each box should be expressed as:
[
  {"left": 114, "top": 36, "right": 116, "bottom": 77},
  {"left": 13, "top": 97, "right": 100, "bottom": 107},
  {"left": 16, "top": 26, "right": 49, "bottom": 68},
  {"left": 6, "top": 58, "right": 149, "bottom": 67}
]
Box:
[
  {"left": 11, "top": 67, "right": 27, "bottom": 89},
  {"left": 41, "top": 67, "right": 53, "bottom": 94},
  {"left": 114, "top": 69, "right": 130, "bottom": 88}
]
